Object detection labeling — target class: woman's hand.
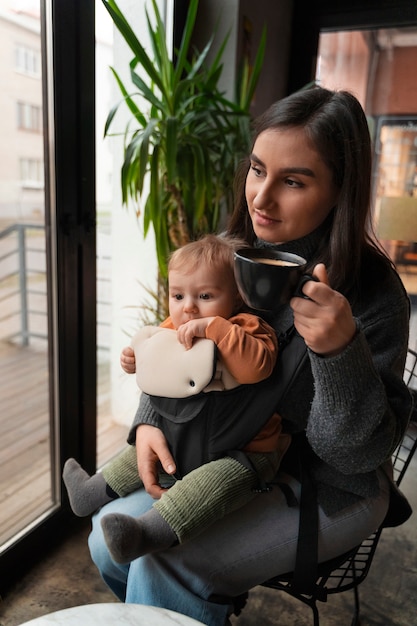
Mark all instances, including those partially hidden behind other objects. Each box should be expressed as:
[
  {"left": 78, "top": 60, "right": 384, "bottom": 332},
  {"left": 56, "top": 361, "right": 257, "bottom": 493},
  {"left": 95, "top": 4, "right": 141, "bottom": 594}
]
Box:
[
  {"left": 290, "top": 264, "right": 357, "bottom": 357},
  {"left": 120, "top": 346, "right": 136, "bottom": 374},
  {"left": 135, "top": 425, "right": 176, "bottom": 499}
]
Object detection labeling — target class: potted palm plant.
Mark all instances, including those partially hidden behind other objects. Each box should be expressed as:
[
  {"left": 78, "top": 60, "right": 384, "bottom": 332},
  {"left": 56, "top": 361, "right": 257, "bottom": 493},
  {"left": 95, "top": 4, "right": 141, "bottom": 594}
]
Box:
[{"left": 102, "top": 0, "right": 265, "bottom": 313}]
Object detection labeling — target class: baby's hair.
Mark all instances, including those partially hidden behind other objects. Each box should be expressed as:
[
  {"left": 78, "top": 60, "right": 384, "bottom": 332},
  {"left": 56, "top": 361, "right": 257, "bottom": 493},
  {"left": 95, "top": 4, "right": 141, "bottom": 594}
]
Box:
[{"left": 168, "top": 234, "right": 246, "bottom": 282}]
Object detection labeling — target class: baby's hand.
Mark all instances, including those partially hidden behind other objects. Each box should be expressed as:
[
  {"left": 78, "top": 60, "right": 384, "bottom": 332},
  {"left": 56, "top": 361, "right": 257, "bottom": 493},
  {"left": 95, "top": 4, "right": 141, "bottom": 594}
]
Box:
[
  {"left": 176, "top": 318, "right": 213, "bottom": 350},
  {"left": 120, "top": 346, "right": 136, "bottom": 374}
]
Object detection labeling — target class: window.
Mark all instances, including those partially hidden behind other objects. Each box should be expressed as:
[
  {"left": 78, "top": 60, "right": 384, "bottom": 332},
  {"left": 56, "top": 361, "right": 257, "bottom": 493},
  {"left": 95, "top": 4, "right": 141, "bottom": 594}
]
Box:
[
  {"left": 19, "top": 157, "right": 44, "bottom": 187},
  {"left": 15, "top": 44, "right": 41, "bottom": 77},
  {"left": 17, "top": 101, "right": 42, "bottom": 132},
  {"left": 374, "top": 117, "right": 417, "bottom": 198},
  {"left": 316, "top": 25, "right": 417, "bottom": 347}
]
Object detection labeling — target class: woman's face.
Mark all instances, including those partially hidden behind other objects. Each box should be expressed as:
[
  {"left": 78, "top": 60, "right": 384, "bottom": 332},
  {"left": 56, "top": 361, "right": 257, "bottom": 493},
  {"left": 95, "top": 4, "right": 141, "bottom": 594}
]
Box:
[{"left": 245, "top": 127, "right": 339, "bottom": 243}]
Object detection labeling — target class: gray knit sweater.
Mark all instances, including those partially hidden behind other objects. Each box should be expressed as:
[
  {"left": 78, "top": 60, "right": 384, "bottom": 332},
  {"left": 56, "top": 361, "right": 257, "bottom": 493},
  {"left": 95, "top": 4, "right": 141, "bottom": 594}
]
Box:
[{"left": 129, "top": 228, "right": 412, "bottom": 516}]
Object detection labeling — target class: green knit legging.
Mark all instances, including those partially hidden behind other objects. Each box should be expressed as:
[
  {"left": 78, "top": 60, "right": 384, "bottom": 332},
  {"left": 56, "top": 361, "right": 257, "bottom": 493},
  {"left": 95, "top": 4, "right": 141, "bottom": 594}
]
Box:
[
  {"left": 102, "top": 444, "right": 143, "bottom": 496},
  {"left": 102, "top": 443, "right": 284, "bottom": 544}
]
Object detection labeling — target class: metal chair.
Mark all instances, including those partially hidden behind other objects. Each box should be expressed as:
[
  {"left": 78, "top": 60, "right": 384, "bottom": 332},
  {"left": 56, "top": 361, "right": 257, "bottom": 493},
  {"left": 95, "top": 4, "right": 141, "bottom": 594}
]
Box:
[{"left": 261, "top": 348, "right": 417, "bottom": 626}]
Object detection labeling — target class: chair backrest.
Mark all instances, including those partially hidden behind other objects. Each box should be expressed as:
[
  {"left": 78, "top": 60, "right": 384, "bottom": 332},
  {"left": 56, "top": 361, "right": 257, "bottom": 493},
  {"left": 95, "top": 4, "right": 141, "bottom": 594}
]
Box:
[
  {"left": 403, "top": 346, "right": 417, "bottom": 390},
  {"left": 395, "top": 348, "right": 417, "bottom": 486},
  {"left": 392, "top": 420, "right": 417, "bottom": 486}
]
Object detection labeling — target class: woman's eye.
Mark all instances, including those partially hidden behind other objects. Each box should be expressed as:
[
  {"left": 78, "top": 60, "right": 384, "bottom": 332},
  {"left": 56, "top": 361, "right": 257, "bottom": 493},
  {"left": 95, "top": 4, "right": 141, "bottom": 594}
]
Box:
[
  {"left": 286, "top": 178, "right": 302, "bottom": 188},
  {"left": 250, "top": 164, "right": 263, "bottom": 177}
]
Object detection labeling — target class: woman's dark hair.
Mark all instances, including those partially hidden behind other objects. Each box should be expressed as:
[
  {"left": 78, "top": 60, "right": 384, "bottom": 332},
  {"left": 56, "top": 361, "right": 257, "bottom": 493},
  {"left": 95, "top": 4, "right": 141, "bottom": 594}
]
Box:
[{"left": 227, "top": 86, "right": 390, "bottom": 295}]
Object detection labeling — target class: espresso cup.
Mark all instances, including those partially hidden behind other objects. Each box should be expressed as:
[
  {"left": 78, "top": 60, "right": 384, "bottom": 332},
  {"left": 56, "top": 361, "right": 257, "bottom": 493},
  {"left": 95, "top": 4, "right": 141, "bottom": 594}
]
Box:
[{"left": 234, "top": 248, "right": 315, "bottom": 311}]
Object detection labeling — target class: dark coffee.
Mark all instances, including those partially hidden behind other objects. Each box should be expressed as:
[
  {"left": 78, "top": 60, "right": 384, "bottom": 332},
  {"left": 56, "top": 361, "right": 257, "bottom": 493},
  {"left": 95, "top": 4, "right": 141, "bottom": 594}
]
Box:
[{"left": 252, "top": 258, "right": 299, "bottom": 267}]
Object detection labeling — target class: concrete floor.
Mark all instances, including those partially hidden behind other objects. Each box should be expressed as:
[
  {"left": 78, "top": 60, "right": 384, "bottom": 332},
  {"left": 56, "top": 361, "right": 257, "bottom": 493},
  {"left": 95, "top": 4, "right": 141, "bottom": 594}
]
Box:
[{"left": 0, "top": 458, "right": 416, "bottom": 626}]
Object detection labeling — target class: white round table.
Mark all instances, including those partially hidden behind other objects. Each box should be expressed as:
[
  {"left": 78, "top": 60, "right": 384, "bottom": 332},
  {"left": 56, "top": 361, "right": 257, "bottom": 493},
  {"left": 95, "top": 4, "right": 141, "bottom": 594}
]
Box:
[{"left": 18, "top": 603, "right": 205, "bottom": 625}]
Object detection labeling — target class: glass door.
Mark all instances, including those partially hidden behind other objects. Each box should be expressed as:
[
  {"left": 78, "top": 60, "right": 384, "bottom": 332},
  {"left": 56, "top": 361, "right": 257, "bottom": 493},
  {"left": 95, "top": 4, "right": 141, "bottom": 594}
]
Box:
[
  {"left": 0, "top": 0, "right": 96, "bottom": 590},
  {"left": 0, "top": 0, "right": 58, "bottom": 550}
]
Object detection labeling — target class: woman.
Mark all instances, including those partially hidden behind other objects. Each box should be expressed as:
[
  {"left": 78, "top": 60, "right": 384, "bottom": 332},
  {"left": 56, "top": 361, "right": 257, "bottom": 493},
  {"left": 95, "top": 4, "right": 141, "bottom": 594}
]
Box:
[{"left": 88, "top": 87, "right": 411, "bottom": 625}]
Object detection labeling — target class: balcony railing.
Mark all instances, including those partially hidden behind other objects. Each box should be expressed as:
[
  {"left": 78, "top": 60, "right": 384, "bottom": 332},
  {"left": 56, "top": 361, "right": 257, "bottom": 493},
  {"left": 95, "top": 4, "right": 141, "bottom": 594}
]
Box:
[{"left": 0, "top": 223, "right": 111, "bottom": 350}]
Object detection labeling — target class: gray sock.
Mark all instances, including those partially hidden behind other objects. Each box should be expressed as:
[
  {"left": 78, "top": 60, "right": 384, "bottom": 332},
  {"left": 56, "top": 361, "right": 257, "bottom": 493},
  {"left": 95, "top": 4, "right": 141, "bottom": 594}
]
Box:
[
  {"left": 101, "top": 508, "right": 177, "bottom": 563},
  {"left": 63, "top": 458, "right": 114, "bottom": 516}
]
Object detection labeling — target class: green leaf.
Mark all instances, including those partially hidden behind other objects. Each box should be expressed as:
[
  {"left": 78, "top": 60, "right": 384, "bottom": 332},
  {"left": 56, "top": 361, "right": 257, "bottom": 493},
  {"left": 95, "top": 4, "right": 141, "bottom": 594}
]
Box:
[
  {"left": 109, "top": 67, "right": 147, "bottom": 127},
  {"left": 147, "top": 0, "right": 173, "bottom": 94},
  {"left": 165, "top": 117, "right": 178, "bottom": 185},
  {"left": 144, "top": 143, "right": 161, "bottom": 237},
  {"left": 103, "top": 100, "right": 121, "bottom": 138},
  {"left": 138, "top": 118, "right": 159, "bottom": 192},
  {"left": 129, "top": 62, "right": 167, "bottom": 114},
  {"left": 190, "top": 141, "right": 207, "bottom": 221},
  {"left": 173, "top": 0, "right": 199, "bottom": 86},
  {"left": 103, "top": 0, "right": 164, "bottom": 88},
  {"left": 242, "top": 25, "right": 267, "bottom": 109}
]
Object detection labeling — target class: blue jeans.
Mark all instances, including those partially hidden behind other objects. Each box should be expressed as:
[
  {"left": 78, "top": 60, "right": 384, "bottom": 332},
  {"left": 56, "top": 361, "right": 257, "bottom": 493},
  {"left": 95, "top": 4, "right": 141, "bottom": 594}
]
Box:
[{"left": 88, "top": 471, "right": 389, "bottom": 626}]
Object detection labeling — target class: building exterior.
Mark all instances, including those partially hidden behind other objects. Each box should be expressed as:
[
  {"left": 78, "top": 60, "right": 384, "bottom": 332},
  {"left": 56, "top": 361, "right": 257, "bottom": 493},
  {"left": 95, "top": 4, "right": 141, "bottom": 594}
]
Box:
[{"left": 0, "top": 0, "right": 43, "bottom": 224}]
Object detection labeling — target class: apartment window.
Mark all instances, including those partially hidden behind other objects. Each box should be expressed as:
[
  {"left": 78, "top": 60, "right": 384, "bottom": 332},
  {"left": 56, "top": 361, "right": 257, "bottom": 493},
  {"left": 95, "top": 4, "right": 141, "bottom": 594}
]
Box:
[
  {"left": 20, "top": 157, "right": 44, "bottom": 187},
  {"left": 15, "top": 44, "right": 41, "bottom": 77},
  {"left": 17, "top": 101, "right": 42, "bottom": 132}
]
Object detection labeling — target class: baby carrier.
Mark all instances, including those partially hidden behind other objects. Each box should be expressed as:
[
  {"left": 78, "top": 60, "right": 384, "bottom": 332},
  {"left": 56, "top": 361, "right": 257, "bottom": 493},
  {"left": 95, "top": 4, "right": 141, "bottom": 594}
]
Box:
[{"left": 149, "top": 328, "right": 307, "bottom": 478}]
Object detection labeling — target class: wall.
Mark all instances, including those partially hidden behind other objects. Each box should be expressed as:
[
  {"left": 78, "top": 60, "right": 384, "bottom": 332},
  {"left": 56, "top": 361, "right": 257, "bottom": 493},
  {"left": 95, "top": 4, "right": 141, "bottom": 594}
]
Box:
[
  {"left": 191, "top": 0, "right": 239, "bottom": 102},
  {"left": 238, "top": 0, "right": 293, "bottom": 115},
  {"left": 193, "top": 0, "right": 294, "bottom": 116}
]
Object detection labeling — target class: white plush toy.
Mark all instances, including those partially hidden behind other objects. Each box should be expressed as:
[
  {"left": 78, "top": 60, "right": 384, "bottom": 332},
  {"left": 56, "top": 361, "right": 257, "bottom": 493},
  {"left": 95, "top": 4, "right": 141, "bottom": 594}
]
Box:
[{"left": 130, "top": 326, "right": 239, "bottom": 398}]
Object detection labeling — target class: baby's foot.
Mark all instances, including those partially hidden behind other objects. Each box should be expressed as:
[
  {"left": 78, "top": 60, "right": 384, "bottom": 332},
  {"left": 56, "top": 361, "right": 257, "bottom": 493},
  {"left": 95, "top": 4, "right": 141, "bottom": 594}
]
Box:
[
  {"left": 63, "top": 458, "right": 113, "bottom": 516},
  {"left": 101, "top": 509, "right": 177, "bottom": 563}
]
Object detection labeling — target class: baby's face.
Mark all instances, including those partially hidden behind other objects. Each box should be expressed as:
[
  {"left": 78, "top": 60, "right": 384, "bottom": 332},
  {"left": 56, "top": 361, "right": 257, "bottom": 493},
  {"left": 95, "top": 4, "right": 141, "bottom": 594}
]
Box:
[{"left": 168, "top": 264, "right": 238, "bottom": 328}]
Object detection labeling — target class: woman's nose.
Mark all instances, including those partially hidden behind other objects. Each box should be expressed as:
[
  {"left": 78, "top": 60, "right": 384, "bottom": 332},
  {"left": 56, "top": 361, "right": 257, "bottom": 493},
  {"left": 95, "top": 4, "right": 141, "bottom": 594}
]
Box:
[{"left": 254, "top": 182, "right": 276, "bottom": 211}]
